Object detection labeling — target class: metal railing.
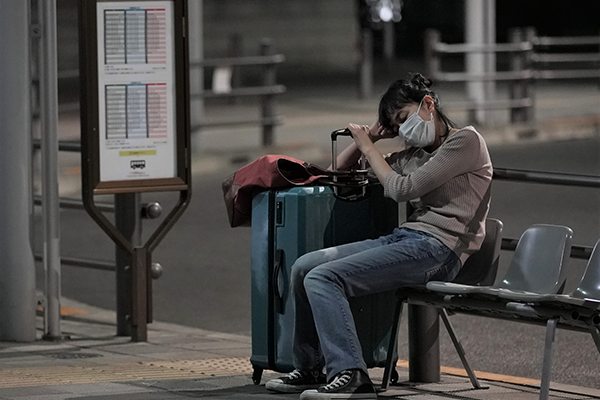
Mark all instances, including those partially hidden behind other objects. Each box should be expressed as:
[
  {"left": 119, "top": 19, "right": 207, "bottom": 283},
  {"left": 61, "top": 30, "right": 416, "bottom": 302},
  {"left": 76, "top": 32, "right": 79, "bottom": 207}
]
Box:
[
  {"left": 492, "top": 167, "right": 600, "bottom": 259},
  {"left": 189, "top": 38, "right": 286, "bottom": 147},
  {"left": 532, "top": 32, "right": 600, "bottom": 80},
  {"left": 425, "top": 28, "right": 600, "bottom": 126},
  {"left": 32, "top": 39, "right": 286, "bottom": 147}
]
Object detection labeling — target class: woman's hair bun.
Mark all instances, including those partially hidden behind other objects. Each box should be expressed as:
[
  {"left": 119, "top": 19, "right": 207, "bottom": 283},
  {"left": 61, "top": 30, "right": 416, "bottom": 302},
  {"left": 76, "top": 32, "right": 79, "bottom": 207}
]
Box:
[{"left": 409, "top": 73, "right": 433, "bottom": 89}]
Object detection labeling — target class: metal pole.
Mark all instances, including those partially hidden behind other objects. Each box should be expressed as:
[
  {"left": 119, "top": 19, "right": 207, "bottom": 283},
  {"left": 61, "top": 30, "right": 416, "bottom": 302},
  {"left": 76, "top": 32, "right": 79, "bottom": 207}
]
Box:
[
  {"left": 465, "top": 0, "right": 486, "bottom": 125},
  {"left": 0, "top": 0, "right": 37, "bottom": 342},
  {"left": 40, "top": 0, "right": 62, "bottom": 341},
  {"left": 509, "top": 28, "right": 524, "bottom": 124},
  {"left": 424, "top": 30, "right": 440, "bottom": 81},
  {"left": 484, "top": 0, "right": 496, "bottom": 124},
  {"left": 359, "top": 29, "right": 373, "bottom": 99},
  {"left": 383, "top": 21, "right": 395, "bottom": 66},
  {"left": 228, "top": 32, "right": 243, "bottom": 103},
  {"left": 188, "top": 0, "right": 204, "bottom": 148},
  {"left": 260, "top": 38, "right": 275, "bottom": 147},
  {"left": 131, "top": 247, "right": 149, "bottom": 342},
  {"left": 524, "top": 27, "right": 536, "bottom": 127},
  {"left": 115, "top": 193, "right": 142, "bottom": 336},
  {"left": 408, "top": 305, "right": 441, "bottom": 382},
  {"left": 539, "top": 318, "right": 558, "bottom": 400}
]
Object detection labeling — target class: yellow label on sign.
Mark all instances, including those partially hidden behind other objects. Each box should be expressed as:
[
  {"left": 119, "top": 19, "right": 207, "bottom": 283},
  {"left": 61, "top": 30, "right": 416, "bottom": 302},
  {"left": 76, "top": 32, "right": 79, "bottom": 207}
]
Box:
[{"left": 119, "top": 150, "right": 157, "bottom": 157}]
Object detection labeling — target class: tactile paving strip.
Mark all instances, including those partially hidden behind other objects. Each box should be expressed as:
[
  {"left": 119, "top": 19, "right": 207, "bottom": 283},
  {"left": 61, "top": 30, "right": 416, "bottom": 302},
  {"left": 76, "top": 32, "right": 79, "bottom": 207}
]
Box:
[{"left": 0, "top": 357, "right": 254, "bottom": 388}]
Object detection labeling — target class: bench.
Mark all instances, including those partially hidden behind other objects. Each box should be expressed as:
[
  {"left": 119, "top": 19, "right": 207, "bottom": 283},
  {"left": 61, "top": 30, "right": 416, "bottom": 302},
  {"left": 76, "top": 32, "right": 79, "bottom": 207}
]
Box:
[{"left": 381, "top": 220, "right": 600, "bottom": 400}]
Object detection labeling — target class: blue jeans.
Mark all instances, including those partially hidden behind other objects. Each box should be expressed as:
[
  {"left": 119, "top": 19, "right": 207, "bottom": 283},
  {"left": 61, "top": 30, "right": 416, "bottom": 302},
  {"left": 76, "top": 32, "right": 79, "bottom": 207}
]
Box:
[{"left": 290, "top": 227, "right": 461, "bottom": 380}]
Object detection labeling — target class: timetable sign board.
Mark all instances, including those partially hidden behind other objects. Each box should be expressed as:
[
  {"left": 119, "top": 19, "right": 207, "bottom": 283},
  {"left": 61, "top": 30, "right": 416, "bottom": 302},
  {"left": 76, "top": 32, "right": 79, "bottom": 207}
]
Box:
[
  {"left": 79, "top": 0, "right": 189, "bottom": 194},
  {"left": 98, "top": 1, "right": 176, "bottom": 182}
]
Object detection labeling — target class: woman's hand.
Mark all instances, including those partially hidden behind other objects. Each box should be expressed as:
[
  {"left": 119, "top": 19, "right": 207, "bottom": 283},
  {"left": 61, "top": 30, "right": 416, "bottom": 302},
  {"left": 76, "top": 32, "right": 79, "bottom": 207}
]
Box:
[
  {"left": 369, "top": 121, "right": 398, "bottom": 141},
  {"left": 346, "top": 123, "right": 394, "bottom": 184},
  {"left": 347, "top": 123, "right": 373, "bottom": 153}
]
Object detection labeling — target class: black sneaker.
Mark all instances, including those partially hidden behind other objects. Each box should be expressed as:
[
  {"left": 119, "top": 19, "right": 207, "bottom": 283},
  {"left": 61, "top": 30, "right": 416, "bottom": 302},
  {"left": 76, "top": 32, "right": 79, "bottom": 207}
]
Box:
[
  {"left": 299, "top": 369, "right": 377, "bottom": 399},
  {"left": 265, "top": 369, "right": 327, "bottom": 393}
]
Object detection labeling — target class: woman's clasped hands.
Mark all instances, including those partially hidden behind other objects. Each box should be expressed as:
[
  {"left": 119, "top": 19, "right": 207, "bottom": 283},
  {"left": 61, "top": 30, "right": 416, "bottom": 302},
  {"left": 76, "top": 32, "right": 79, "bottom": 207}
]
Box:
[{"left": 346, "top": 121, "right": 398, "bottom": 153}]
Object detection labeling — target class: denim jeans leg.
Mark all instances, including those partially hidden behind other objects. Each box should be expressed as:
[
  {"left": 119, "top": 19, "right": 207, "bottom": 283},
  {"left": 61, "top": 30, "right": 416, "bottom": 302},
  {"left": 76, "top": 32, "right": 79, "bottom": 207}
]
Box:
[
  {"left": 290, "top": 237, "right": 389, "bottom": 371},
  {"left": 303, "top": 228, "right": 461, "bottom": 380}
]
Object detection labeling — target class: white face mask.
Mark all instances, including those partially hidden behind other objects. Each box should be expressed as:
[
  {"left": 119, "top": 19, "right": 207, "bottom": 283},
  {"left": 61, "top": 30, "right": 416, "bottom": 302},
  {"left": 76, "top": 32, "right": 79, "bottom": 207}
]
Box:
[{"left": 399, "top": 98, "right": 436, "bottom": 148}]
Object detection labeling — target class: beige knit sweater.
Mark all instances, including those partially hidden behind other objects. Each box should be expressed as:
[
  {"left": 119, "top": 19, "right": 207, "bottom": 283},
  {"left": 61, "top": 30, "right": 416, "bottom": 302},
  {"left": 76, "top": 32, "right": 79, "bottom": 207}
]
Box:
[{"left": 383, "top": 126, "right": 493, "bottom": 264}]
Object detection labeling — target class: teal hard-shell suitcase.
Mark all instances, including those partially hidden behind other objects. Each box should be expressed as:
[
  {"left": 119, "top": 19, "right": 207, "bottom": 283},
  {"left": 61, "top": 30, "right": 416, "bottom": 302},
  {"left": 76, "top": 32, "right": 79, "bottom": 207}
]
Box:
[{"left": 249, "top": 184, "right": 399, "bottom": 384}]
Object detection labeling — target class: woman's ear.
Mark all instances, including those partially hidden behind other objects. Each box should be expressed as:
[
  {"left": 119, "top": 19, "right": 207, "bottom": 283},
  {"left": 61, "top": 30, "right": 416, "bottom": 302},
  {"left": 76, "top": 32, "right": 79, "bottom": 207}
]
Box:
[{"left": 423, "top": 95, "right": 435, "bottom": 112}]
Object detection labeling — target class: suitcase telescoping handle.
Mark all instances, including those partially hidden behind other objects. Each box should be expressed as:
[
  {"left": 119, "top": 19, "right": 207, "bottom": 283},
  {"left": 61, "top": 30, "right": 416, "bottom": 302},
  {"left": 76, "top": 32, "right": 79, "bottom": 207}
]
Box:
[
  {"left": 330, "top": 128, "right": 368, "bottom": 200},
  {"left": 330, "top": 128, "right": 366, "bottom": 172}
]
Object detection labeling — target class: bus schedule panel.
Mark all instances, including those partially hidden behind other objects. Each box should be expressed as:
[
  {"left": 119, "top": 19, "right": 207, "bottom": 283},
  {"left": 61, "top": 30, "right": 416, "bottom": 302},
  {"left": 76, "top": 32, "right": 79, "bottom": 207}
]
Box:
[{"left": 79, "top": 0, "right": 189, "bottom": 194}]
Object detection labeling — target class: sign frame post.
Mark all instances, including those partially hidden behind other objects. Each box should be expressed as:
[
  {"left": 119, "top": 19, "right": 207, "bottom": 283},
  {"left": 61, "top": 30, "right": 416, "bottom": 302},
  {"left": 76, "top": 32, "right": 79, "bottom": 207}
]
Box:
[{"left": 79, "top": 0, "right": 191, "bottom": 341}]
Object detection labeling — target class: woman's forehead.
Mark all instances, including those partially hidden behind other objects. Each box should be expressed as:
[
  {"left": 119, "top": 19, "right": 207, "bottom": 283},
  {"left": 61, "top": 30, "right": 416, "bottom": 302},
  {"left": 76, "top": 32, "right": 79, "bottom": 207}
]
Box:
[{"left": 393, "top": 103, "right": 416, "bottom": 117}]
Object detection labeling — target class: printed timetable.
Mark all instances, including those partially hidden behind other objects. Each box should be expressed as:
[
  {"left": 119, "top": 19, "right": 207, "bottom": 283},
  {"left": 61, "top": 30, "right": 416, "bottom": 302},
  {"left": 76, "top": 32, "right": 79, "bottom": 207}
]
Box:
[
  {"left": 96, "top": 1, "right": 176, "bottom": 182},
  {"left": 103, "top": 8, "right": 167, "bottom": 65}
]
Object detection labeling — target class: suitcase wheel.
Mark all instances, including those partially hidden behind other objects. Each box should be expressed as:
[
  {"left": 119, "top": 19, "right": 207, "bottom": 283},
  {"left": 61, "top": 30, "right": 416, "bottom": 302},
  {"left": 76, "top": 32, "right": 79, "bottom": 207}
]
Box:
[
  {"left": 252, "top": 367, "right": 263, "bottom": 385},
  {"left": 390, "top": 368, "right": 399, "bottom": 384}
]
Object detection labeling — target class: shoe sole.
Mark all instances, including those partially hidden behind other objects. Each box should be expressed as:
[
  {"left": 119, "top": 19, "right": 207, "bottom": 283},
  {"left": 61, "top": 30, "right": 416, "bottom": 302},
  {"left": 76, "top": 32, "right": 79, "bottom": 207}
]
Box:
[
  {"left": 299, "top": 390, "right": 377, "bottom": 400},
  {"left": 265, "top": 380, "right": 322, "bottom": 393}
]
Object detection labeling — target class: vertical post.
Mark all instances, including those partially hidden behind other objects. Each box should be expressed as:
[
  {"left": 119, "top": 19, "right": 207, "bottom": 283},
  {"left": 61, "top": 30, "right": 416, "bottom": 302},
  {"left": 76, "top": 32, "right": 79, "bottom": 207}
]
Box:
[
  {"left": 524, "top": 27, "right": 536, "bottom": 127},
  {"left": 0, "top": 0, "right": 37, "bottom": 342},
  {"left": 359, "top": 29, "right": 373, "bottom": 99},
  {"left": 509, "top": 28, "right": 524, "bottom": 124},
  {"left": 484, "top": 0, "right": 496, "bottom": 124},
  {"left": 465, "top": 0, "right": 487, "bottom": 125},
  {"left": 40, "top": 0, "right": 62, "bottom": 340},
  {"left": 383, "top": 21, "right": 395, "bottom": 67},
  {"left": 188, "top": 0, "right": 204, "bottom": 146},
  {"left": 260, "top": 38, "right": 275, "bottom": 147},
  {"left": 115, "top": 193, "right": 142, "bottom": 336},
  {"left": 424, "top": 29, "right": 440, "bottom": 81},
  {"left": 228, "top": 32, "right": 243, "bottom": 103},
  {"left": 131, "top": 247, "right": 149, "bottom": 342},
  {"left": 539, "top": 318, "right": 558, "bottom": 400},
  {"left": 408, "top": 305, "right": 440, "bottom": 382}
]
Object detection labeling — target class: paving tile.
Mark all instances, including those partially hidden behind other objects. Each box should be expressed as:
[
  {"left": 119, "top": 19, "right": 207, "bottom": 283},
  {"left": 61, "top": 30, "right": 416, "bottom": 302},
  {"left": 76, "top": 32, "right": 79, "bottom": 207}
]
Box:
[
  {"left": 52, "top": 382, "right": 155, "bottom": 395},
  {"left": 68, "top": 393, "right": 185, "bottom": 400},
  {"left": 415, "top": 382, "right": 491, "bottom": 392},
  {"left": 170, "top": 339, "right": 252, "bottom": 351},
  {"left": 0, "top": 386, "right": 66, "bottom": 397},
  {"left": 397, "top": 395, "right": 456, "bottom": 400},
  {"left": 135, "top": 350, "right": 220, "bottom": 361},
  {"left": 95, "top": 343, "right": 180, "bottom": 355},
  {"left": 202, "top": 347, "right": 252, "bottom": 358},
  {"left": 1, "top": 395, "right": 75, "bottom": 400},
  {"left": 457, "top": 389, "right": 549, "bottom": 400},
  {"left": 379, "top": 388, "right": 422, "bottom": 397}
]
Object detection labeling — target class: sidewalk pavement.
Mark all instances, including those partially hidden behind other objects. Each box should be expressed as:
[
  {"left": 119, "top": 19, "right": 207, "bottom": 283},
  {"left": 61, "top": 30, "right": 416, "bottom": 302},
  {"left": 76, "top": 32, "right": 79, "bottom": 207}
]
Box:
[{"left": 0, "top": 298, "right": 598, "bottom": 400}]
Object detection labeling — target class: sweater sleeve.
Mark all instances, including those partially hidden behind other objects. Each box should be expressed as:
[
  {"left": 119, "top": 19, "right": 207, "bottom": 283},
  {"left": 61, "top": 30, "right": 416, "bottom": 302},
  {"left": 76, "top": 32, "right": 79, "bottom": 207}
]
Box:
[{"left": 383, "top": 129, "right": 482, "bottom": 202}]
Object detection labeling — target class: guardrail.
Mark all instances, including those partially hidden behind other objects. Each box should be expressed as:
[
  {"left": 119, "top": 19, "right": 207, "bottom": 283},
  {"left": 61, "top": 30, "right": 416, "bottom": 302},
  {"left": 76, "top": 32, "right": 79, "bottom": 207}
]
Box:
[
  {"left": 189, "top": 38, "right": 286, "bottom": 147},
  {"left": 492, "top": 167, "right": 600, "bottom": 259},
  {"left": 32, "top": 39, "right": 286, "bottom": 147},
  {"left": 425, "top": 27, "right": 600, "bottom": 126},
  {"left": 532, "top": 33, "right": 600, "bottom": 80}
]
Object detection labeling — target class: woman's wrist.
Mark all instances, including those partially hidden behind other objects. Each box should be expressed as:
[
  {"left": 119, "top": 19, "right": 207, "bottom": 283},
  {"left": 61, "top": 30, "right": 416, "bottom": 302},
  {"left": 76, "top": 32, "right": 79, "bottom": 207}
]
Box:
[{"left": 368, "top": 133, "right": 380, "bottom": 143}]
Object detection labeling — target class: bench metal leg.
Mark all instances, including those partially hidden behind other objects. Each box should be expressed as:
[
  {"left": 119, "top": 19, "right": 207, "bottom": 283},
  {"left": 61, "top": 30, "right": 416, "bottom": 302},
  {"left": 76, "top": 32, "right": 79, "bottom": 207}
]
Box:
[
  {"left": 539, "top": 318, "right": 558, "bottom": 400},
  {"left": 381, "top": 299, "right": 404, "bottom": 391},
  {"left": 438, "top": 308, "right": 482, "bottom": 389},
  {"left": 590, "top": 326, "right": 600, "bottom": 355}
]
